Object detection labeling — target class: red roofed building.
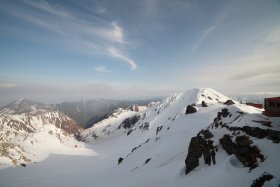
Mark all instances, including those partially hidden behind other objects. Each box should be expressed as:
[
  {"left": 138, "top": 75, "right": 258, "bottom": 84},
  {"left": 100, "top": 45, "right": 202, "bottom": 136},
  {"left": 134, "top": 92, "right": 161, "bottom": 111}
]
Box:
[
  {"left": 246, "top": 103, "right": 263, "bottom": 109},
  {"left": 263, "top": 97, "right": 280, "bottom": 117}
]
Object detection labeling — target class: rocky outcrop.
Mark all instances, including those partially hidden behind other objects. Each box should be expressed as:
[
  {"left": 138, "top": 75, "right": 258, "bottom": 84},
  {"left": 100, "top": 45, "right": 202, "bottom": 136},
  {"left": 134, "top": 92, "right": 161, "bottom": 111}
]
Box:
[
  {"left": 185, "top": 136, "right": 202, "bottom": 174},
  {"left": 225, "top": 126, "right": 280, "bottom": 144},
  {"left": 138, "top": 122, "right": 149, "bottom": 132},
  {"left": 224, "top": 100, "right": 235, "bottom": 105},
  {"left": 251, "top": 172, "right": 275, "bottom": 187},
  {"left": 184, "top": 105, "right": 278, "bottom": 175},
  {"left": 118, "top": 115, "right": 141, "bottom": 129},
  {"left": 185, "top": 105, "right": 197, "bottom": 115},
  {"left": 185, "top": 130, "right": 215, "bottom": 174},
  {"left": 220, "top": 135, "right": 264, "bottom": 169},
  {"left": 219, "top": 134, "right": 235, "bottom": 154}
]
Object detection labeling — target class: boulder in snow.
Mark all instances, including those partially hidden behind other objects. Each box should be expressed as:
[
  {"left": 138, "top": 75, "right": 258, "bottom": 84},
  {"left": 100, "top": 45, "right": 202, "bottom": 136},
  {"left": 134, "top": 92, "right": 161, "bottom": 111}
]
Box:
[
  {"left": 118, "top": 157, "right": 123, "bottom": 165},
  {"left": 202, "top": 101, "right": 208, "bottom": 107},
  {"left": 185, "top": 105, "right": 197, "bottom": 115},
  {"left": 224, "top": 100, "right": 235, "bottom": 105}
]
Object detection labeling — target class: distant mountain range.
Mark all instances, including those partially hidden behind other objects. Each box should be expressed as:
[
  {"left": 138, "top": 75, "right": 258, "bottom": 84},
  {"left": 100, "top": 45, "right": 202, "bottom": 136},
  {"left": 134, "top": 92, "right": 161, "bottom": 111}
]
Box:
[
  {"left": 56, "top": 99, "right": 157, "bottom": 128},
  {"left": 0, "top": 98, "right": 82, "bottom": 166},
  {"left": 0, "top": 98, "right": 158, "bottom": 129}
]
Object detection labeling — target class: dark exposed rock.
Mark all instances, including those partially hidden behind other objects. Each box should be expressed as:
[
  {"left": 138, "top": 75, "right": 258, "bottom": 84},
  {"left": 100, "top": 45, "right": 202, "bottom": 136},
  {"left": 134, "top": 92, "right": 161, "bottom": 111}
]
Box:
[
  {"left": 217, "top": 112, "right": 222, "bottom": 120},
  {"left": 20, "top": 163, "right": 26, "bottom": 167},
  {"left": 143, "top": 122, "right": 149, "bottom": 130},
  {"left": 118, "top": 157, "right": 123, "bottom": 165},
  {"left": 219, "top": 134, "right": 235, "bottom": 155},
  {"left": 201, "top": 129, "right": 213, "bottom": 139},
  {"left": 224, "top": 100, "right": 235, "bottom": 105},
  {"left": 210, "top": 148, "right": 216, "bottom": 165},
  {"left": 227, "top": 126, "right": 280, "bottom": 143},
  {"left": 131, "top": 147, "right": 138, "bottom": 153},
  {"left": 234, "top": 136, "right": 264, "bottom": 169},
  {"left": 156, "top": 126, "right": 163, "bottom": 135},
  {"left": 139, "top": 122, "right": 149, "bottom": 131},
  {"left": 220, "top": 135, "right": 264, "bottom": 170},
  {"left": 236, "top": 135, "right": 251, "bottom": 147},
  {"left": 74, "top": 133, "right": 83, "bottom": 141},
  {"left": 185, "top": 105, "right": 197, "bottom": 115},
  {"left": 185, "top": 136, "right": 202, "bottom": 174},
  {"left": 252, "top": 120, "right": 272, "bottom": 127},
  {"left": 251, "top": 172, "right": 274, "bottom": 187},
  {"left": 118, "top": 115, "right": 141, "bottom": 129},
  {"left": 221, "top": 108, "right": 230, "bottom": 117},
  {"left": 202, "top": 101, "right": 208, "bottom": 107},
  {"left": 144, "top": 158, "right": 151, "bottom": 165},
  {"left": 202, "top": 140, "right": 211, "bottom": 166},
  {"left": 127, "top": 129, "right": 133, "bottom": 136},
  {"left": 185, "top": 135, "right": 215, "bottom": 174}
]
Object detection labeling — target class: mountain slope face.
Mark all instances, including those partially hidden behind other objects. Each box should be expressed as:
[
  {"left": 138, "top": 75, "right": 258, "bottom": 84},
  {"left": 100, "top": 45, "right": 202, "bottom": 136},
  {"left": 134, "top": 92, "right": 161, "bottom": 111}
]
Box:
[
  {"left": 81, "top": 88, "right": 280, "bottom": 187},
  {"left": 56, "top": 99, "right": 155, "bottom": 129},
  {"left": 0, "top": 99, "right": 89, "bottom": 167}
]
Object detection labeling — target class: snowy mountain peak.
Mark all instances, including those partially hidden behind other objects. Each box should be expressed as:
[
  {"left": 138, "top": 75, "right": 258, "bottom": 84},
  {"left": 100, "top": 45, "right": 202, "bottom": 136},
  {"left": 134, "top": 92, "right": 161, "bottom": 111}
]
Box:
[
  {"left": 177, "top": 88, "right": 232, "bottom": 105},
  {"left": 1, "top": 98, "right": 54, "bottom": 115}
]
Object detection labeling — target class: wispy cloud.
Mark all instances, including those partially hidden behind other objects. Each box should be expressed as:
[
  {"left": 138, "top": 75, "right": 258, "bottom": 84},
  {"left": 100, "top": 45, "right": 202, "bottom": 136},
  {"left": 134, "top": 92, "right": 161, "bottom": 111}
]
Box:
[
  {"left": 264, "top": 29, "right": 280, "bottom": 43},
  {"left": 22, "top": 0, "right": 71, "bottom": 18},
  {"left": 189, "top": 1, "right": 236, "bottom": 55},
  {"left": 190, "top": 25, "right": 216, "bottom": 54},
  {"left": 108, "top": 47, "right": 137, "bottom": 70},
  {"left": 186, "top": 27, "right": 280, "bottom": 96},
  {"left": 95, "top": 66, "right": 111, "bottom": 73},
  {"left": 7, "top": 0, "right": 136, "bottom": 70},
  {"left": 0, "top": 83, "right": 17, "bottom": 88}
]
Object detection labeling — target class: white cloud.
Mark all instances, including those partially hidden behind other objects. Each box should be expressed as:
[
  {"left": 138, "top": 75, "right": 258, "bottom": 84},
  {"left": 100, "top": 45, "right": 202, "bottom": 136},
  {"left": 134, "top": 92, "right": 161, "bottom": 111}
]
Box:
[
  {"left": 108, "top": 47, "right": 137, "bottom": 70},
  {"left": 13, "top": 0, "right": 136, "bottom": 70},
  {"left": 95, "top": 66, "right": 111, "bottom": 73}
]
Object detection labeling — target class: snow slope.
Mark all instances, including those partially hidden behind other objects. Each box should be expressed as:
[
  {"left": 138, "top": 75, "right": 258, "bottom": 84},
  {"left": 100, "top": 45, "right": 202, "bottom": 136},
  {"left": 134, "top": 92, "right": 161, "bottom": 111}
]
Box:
[{"left": 0, "top": 88, "right": 279, "bottom": 187}]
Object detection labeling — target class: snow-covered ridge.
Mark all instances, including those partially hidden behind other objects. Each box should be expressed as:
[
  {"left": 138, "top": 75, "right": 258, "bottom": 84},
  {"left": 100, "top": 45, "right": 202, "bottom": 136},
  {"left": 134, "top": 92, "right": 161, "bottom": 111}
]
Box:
[
  {"left": 79, "top": 88, "right": 279, "bottom": 187},
  {"left": 0, "top": 98, "right": 55, "bottom": 115},
  {"left": 82, "top": 88, "right": 233, "bottom": 143},
  {"left": 0, "top": 88, "right": 279, "bottom": 187},
  {"left": 0, "top": 99, "right": 92, "bottom": 168}
]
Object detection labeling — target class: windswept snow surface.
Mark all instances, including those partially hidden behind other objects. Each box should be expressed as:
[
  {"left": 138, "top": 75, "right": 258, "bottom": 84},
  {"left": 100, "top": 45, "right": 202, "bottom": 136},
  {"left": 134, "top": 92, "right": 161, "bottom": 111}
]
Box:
[{"left": 0, "top": 88, "right": 279, "bottom": 187}]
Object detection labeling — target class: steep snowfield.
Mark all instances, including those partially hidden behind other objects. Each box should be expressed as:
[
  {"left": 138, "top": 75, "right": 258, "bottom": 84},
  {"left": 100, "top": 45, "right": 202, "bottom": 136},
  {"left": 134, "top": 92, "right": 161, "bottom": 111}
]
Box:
[{"left": 0, "top": 88, "right": 279, "bottom": 187}]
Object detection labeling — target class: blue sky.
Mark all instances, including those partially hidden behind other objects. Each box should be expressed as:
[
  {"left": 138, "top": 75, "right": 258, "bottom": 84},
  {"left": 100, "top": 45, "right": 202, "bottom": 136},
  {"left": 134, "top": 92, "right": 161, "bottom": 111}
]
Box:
[{"left": 0, "top": 0, "right": 280, "bottom": 104}]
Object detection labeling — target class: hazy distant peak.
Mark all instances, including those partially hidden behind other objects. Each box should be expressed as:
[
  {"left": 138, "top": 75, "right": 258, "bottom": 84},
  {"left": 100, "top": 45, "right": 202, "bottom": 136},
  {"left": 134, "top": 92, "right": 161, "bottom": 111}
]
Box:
[{"left": 1, "top": 98, "right": 54, "bottom": 115}]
